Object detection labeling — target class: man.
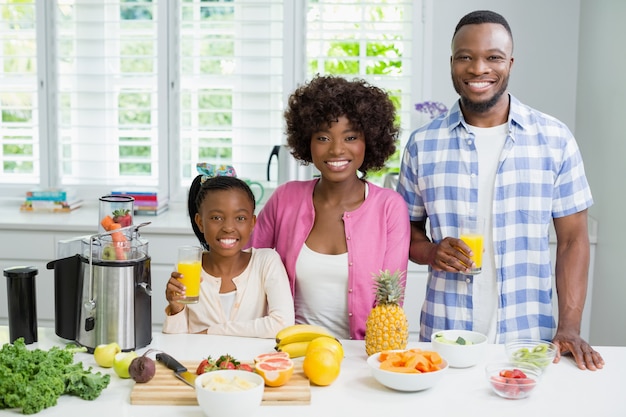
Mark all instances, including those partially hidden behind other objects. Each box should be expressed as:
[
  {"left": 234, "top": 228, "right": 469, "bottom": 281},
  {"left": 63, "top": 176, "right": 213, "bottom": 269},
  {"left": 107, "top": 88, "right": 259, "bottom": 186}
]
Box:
[{"left": 397, "top": 10, "right": 603, "bottom": 370}]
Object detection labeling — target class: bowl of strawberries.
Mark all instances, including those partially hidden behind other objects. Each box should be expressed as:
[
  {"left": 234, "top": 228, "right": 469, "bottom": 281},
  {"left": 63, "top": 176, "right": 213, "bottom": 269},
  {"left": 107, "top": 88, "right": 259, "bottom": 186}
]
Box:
[{"left": 485, "top": 362, "right": 542, "bottom": 399}]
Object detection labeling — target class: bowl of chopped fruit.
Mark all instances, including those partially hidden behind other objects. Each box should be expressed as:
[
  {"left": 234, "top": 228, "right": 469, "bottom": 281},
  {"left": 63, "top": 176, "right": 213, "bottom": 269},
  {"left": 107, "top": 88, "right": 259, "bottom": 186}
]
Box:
[
  {"left": 505, "top": 339, "right": 557, "bottom": 371},
  {"left": 195, "top": 369, "right": 264, "bottom": 417},
  {"left": 367, "top": 348, "right": 449, "bottom": 392},
  {"left": 431, "top": 329, "right": 488, "bottom": 368},
  {"left": 485, "top": 362, "right": 542, "bottom": 399}
]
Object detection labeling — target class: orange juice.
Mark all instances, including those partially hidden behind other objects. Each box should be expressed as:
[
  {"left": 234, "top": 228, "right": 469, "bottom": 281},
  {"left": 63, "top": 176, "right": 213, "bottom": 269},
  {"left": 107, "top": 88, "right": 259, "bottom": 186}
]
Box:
[
  {"left": 177, "top": 261, "right": 202, "bottom": 303},
  {"left": 460, "top": 233, "right": 483, "bottom": 273}
]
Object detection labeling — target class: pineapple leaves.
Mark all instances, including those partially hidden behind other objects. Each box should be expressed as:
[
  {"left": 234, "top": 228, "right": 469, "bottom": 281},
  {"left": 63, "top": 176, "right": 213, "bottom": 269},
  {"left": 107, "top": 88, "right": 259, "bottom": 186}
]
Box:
[{"left": 372, "top": 269, "right": 406, "bottom": 306}]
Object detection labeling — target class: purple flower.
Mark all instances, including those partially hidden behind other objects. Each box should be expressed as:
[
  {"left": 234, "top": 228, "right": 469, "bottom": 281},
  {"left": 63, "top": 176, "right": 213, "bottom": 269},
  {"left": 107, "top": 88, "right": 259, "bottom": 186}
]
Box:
[{"left": 415, "top": 101, "right": 448, "bottom": 119}]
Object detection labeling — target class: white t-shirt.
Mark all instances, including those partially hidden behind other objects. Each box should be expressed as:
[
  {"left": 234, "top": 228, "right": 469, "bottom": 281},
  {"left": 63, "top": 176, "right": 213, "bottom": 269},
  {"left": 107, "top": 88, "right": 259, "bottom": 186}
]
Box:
[
  {"left": 294, "top": 243, "right": 350, "bottom": 339},
  {"left": 470, "top": 122, "right": 507, "bottom": 342}
]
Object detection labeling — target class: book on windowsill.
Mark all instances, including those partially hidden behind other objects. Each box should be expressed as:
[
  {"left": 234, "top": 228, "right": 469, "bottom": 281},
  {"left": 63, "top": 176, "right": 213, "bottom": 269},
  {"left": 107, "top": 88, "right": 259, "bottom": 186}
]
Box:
[
  {"left": 25, "top": 188, "right": 78, "bottom": 202},
  {"left": 20, "top": 198, "right": 83, "bottom": 213},
  {"left": 133, "top": 203, "right": 169, "bottom": 216},
  {"left": 109, "top": 188, "right": 167, "bottom": 215},
  {"left": 111, "top": 188, "right": 159, "bottom": 199}
]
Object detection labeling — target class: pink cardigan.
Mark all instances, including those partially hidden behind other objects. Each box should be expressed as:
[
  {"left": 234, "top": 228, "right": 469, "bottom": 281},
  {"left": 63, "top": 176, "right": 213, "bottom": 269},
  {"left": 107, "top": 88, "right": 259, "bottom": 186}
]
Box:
[{"left": 250, "top": 179, "right": 410, "bottom": 339}]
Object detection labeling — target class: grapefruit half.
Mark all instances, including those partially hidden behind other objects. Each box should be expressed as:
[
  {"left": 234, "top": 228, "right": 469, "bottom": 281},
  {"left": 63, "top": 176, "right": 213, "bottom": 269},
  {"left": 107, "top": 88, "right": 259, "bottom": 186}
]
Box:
[{"left": 254, "top": 357, "right": 294, "bottom": 387}]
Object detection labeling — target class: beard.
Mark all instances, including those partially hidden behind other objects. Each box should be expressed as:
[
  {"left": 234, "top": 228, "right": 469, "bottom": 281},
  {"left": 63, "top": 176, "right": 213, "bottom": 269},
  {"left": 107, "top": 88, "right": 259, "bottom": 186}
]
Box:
[{"left": 453, "top": 74, "right": 509, "bottom": 114}]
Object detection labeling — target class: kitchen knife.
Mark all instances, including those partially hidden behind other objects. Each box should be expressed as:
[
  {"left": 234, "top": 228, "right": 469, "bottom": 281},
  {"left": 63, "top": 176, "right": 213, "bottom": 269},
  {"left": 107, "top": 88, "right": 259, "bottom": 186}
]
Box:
[{"left": 156, "top": 352, "right": 196, "bottom": 388}]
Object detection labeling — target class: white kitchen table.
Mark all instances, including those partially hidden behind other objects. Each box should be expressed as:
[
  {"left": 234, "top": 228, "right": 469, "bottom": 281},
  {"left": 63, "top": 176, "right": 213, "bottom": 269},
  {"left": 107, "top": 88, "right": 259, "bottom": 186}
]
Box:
[{"left": 1, "top": 327, "right": 624, "bottom": 417}]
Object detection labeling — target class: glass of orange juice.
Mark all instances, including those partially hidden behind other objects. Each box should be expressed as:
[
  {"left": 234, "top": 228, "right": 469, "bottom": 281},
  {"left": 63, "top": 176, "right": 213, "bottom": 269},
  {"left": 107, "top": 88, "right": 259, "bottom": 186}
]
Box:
[
  {"left": 459, "top": 216, "right": 484, "bottom": 275},
  {"left": 177, "top": 246, "right": 203, "bottom": 304}
]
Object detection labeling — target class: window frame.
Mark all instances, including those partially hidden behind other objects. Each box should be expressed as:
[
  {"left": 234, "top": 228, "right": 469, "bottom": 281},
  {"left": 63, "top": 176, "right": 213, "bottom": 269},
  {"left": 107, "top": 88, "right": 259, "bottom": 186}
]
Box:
[{"left": 1, "top": 0, "right": 425, "bottom": 205}]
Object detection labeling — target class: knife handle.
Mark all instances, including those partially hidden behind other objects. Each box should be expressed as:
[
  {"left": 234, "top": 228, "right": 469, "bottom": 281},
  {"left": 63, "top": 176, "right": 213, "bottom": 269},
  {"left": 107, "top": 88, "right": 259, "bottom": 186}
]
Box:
[{"left": 156, "top": 352, "right": 188, "bottom": 373}]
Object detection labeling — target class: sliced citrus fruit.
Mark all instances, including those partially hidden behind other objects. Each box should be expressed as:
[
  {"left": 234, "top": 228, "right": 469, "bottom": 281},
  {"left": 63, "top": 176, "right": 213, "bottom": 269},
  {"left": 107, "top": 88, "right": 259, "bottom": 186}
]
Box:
[
  {"left": 253, "top": 351, "right": 290, "bottom": 363},
  {"left": 254, "top": 357, "right": 294, "bottom": 387}
]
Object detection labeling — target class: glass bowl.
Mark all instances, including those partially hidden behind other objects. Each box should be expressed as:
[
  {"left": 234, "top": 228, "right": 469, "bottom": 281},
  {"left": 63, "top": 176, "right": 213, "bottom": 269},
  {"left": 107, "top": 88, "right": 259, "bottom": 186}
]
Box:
[
  {"left": 505, "top": 339, "right": 557, "bottom": 370},
  {"left": 485, "top": 362, "right": 542, "bottom": 399}
]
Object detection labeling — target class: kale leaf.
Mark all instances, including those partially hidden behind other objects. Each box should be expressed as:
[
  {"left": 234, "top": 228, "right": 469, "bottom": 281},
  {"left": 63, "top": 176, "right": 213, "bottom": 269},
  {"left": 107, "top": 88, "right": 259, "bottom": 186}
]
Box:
[{"left": 0, "top": 338, "right": 110, "bottom": 414}]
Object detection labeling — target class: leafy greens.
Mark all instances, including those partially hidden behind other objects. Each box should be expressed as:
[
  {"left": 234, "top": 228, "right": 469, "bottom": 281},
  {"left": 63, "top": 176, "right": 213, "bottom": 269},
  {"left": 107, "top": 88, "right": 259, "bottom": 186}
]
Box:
[{"left": 0, "top": 338, "right": 111, "bottom": 414}]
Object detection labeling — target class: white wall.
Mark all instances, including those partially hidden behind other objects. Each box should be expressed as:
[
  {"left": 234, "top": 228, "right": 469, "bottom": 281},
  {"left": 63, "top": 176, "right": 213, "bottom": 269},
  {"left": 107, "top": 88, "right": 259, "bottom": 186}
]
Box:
[
  {"left": 575, "top": 0, "right": 626, "bottom": 346},
  {"left": 424, "top": 0, "right": 580, "bottom": 129},
  {"left": 421, "top": 1, "right": 626, "bottom": 346}
]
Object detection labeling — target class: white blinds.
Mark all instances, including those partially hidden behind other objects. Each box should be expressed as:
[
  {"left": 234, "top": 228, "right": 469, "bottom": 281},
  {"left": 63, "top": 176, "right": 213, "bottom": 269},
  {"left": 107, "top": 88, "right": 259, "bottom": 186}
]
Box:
[
  {"left": 55, "top": 0, "right": 160, "bottom": 187},
  {"left": 178, "top": 0, "right": 285, "bottom": 182},
  {"left": 0, "top": 0, "right": 422, "bottom": 200},
  {"left": 0, "top": 0, "right": 39, "bottom": 185}
]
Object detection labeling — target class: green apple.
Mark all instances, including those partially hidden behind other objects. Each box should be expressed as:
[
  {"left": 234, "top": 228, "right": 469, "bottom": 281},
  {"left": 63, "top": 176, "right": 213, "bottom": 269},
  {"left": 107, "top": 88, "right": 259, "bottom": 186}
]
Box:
[
  {"left": 93, "top": 342, "right": 122, "bottom": 368},
  {"left": 113, "top": 351, "right": 138, "bottom": 379}
]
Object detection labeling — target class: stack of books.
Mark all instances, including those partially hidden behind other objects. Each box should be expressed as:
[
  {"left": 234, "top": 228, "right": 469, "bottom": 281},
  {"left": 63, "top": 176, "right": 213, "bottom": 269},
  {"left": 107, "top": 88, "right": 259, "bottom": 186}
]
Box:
[
  {"left": 20, "top": 188, "right": 83, "bottom": 213},
  {"left": 111, "top": 188, "right": 169, "bottom": 216}
]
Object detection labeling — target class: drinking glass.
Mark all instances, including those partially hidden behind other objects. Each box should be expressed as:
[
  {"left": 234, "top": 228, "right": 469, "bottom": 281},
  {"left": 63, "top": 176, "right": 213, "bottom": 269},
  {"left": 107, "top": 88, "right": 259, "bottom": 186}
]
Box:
[
  {"left": 177, "top": 246, "right": 203, "bottom": 304},
  {"left": 459, "top": 216, "right": 485, "bottom": 275}
]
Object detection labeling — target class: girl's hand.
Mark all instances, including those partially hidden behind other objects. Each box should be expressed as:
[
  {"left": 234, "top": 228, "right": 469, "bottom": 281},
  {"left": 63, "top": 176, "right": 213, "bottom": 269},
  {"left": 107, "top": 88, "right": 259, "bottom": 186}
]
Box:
[{"left": 166, "top": 271, "right": 186, "bottom": 314}]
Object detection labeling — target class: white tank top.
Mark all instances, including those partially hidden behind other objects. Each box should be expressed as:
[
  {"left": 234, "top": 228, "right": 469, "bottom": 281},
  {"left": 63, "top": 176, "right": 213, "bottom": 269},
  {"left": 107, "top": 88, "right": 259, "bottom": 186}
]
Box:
[
  {"left": 294, "top": 243, "right": 350, "bottom": 339},
  {"left": 219, "top": 290, "right": 237, "bottom": 318},
  {"left": 470, "top": 122, "right": 507, "bottom": 343}
]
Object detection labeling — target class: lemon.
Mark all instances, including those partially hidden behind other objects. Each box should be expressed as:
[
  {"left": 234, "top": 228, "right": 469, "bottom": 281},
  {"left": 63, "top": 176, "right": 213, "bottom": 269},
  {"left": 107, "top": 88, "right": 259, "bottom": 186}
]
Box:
[
  {"left": 307, "top": 336, "right": 344, "bottom": 364},
  {"left": 303, "top": 347, "right": 340, "bottom": 386},
  {"left": 113, "top": 351, "right": 138, "bottom": 379},
  {"left": 93, "top": 342, "right": 121, "bottom": 368}
]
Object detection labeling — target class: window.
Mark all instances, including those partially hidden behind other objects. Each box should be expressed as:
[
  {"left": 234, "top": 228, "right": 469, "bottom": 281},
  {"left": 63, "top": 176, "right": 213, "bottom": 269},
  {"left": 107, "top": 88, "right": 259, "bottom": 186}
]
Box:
[{"left": 0, "top": 0, "right": 422, "bottom": 203}]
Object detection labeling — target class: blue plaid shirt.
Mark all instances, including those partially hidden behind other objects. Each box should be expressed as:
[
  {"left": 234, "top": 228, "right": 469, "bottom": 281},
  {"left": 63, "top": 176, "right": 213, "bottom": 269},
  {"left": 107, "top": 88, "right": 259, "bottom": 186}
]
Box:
[{"left": 397, "top": 95, "right": 593, "bottom": 343}]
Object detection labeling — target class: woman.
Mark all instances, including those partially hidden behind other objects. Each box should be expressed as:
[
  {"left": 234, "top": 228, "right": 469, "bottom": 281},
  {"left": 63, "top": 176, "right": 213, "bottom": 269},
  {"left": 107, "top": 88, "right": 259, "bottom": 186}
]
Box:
[{"left": 250, "top": 75, "right": 410, "bottom": 340}]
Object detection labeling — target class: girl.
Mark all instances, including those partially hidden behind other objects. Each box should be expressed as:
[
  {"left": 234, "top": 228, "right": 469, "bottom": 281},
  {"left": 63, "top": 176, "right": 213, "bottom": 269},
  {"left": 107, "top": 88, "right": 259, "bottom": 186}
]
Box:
[{"left": 163, "top": 172, "right": 294, "bottom": 337}]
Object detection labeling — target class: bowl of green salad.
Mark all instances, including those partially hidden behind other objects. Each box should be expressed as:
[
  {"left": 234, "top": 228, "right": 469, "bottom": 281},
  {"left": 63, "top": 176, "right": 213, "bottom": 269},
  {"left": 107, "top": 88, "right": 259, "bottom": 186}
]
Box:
[
  {"left": 505, "top": 339, "right": 557, "bottom": 370},
  {"left": 431, "top": 329, "right": 488, "bottom": 368}
]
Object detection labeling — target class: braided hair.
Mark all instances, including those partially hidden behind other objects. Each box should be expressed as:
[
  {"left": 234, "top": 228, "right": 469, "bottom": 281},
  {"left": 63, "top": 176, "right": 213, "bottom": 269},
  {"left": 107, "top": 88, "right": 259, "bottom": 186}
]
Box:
[{"left": 188, "top": 175, "right": 256, "bottom": 251}]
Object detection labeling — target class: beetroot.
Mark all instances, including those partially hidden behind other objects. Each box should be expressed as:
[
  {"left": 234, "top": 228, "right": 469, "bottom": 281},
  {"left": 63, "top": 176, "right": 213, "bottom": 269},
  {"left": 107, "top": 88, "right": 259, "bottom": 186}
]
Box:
[{"left": 129, "top": 355, "right": 156, "bottom": 383}]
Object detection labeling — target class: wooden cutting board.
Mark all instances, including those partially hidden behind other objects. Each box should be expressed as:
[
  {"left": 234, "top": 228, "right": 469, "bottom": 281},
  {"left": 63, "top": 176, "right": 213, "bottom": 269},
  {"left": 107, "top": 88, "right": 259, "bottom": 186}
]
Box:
[{"left": 130, "top": 360, "right": 311, "bottom": 406}]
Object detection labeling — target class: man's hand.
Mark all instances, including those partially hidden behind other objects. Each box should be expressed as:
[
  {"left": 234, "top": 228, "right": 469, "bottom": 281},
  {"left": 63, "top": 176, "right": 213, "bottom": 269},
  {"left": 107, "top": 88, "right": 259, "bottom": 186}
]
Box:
[
  {"left": 427, "top": 237, "right": 474, "bottom": 273},
  {"left": 552, "top": 330, "right": 605, "bottom": 371}
]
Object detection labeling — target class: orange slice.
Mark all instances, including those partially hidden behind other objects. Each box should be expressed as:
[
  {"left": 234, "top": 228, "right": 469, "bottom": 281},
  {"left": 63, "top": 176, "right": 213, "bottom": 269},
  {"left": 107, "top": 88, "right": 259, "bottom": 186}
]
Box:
[{"left": 254, "top": 357, "right": 294, "bottom": 387}]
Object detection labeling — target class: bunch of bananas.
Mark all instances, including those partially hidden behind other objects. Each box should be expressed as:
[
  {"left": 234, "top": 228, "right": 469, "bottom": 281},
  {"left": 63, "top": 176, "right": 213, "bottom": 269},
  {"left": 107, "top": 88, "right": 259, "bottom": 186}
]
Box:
[{"left": 274, "top": 324, "right": 337, "bottom": 358}]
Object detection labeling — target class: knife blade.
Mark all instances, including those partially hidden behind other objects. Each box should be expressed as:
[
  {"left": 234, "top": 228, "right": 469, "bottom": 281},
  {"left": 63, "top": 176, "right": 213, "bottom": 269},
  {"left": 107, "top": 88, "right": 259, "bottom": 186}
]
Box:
[{"left": 156, "top": 352, "right": 196, "bottom": 388}]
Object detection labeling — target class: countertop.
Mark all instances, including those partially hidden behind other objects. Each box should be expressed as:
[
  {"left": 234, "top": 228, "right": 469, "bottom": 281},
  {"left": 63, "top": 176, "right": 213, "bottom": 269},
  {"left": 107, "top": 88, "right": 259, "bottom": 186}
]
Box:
[
  {"left": 0, "top": 199, "right": 192, "bottom": 235},
  {"left": 0, "top": 198, "right": 598, "bottom": 242},
  {"left": 1, "top": 327, "right": 622, "bottom": 417}
]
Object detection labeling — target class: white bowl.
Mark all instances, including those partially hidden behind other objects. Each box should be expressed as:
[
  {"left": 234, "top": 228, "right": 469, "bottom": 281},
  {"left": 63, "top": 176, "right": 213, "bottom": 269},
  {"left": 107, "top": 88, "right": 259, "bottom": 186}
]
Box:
[
  {"left": 195, "top": 370, "right": 264, "bottom": 417},
  {"left": 367, "top": 351, "right": 448, "bottom": 392},
  {"left": 431, "top": 329, "right": 488, "bottom": 368}
]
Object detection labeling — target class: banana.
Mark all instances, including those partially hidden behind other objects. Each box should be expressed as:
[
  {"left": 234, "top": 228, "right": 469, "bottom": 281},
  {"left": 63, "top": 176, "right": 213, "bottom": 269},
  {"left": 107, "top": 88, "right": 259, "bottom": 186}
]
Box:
[
  {"left": 275, "top": 324, "right": 334, "bottom": 346},
  {"left": 276, "top": 341, "right": 310, "bottom": 358}
]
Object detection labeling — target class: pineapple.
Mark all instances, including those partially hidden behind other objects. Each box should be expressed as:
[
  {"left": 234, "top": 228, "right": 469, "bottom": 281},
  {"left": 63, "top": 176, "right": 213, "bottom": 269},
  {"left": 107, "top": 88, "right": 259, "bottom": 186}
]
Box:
[{"left": 365, "top": 269, "right": 409, "bottom": 356}]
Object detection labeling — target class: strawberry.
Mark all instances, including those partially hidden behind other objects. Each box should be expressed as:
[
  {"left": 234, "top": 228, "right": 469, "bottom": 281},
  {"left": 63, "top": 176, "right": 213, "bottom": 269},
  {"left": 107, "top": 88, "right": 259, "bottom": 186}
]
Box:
[
  {"left": 216, "top": 354, "right": 240, "bottom": 369},
  {"left": 511, "top": 368, "right": 527, "bottom": 379},
  {"left": 112, "top": 209, "right": 132, "bottom": 227},
  {"left": 238, "top": 363, "right": 254, "bottom": 372},
  {"left": 196, "top": 357, "right": 218, "bottom": 375},
  {"left": 196, "top": 354, "right": 253, "bottom": 374}
]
